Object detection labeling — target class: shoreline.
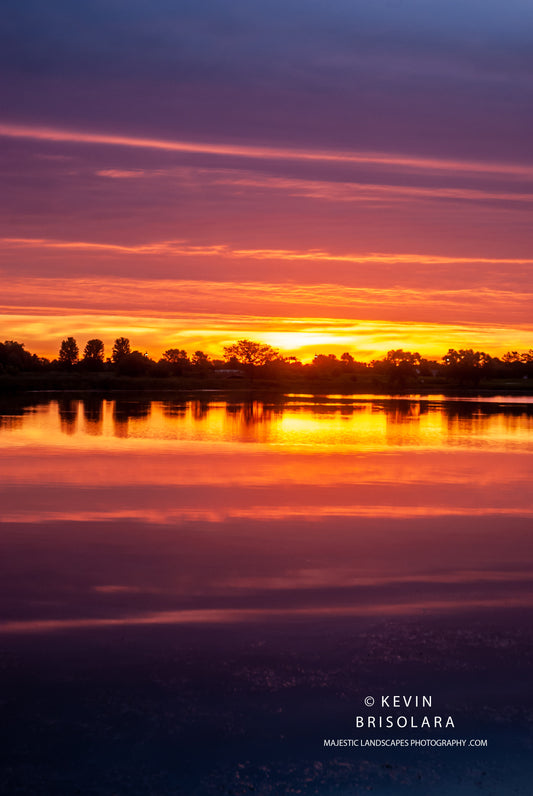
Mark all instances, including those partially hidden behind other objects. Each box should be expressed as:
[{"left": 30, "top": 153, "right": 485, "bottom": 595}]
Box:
[{"left": 2, "top": 381, "right": 533, "bottom": 399}]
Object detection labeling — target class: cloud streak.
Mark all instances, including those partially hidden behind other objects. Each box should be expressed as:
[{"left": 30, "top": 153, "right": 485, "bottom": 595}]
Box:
[
  {"left": 4, "top": 236, "right": 533, "bottom": 266},
  {"left": 96, "top": 166, "right": 533, "bottom": 206},
  {"left": 2, "top": 122, "right": 533, "bottom": 179}
]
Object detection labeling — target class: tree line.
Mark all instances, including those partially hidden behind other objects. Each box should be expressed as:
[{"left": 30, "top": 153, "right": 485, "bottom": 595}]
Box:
[{"left": 1, "top": 337, "right": 533, "bottom": 387}]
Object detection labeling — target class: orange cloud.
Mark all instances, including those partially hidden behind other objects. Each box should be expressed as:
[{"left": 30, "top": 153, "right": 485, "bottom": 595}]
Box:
[
  {"left": 1, "top": 237, "right": 225, "bottom": 256},
  {"left": 3, "top": 236, "right": 533, "bottom": 266},
  {"left": 1, "top": 275, "right": 531, "bottom": 316}
]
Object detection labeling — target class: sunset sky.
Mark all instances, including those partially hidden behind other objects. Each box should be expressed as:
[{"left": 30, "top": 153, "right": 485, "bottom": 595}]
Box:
[{"left": 2, "top": 0, "right": 533, "bottom": 362}]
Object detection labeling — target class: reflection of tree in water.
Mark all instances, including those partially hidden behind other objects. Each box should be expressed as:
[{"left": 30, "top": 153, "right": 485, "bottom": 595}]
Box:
[
  {"left": 500, "top": 411, "right": 533, "bottom": 435},
  {"left": 161, "top": 399, "right": 210, "bottom": 424},
  {"left": 443, "top": 401, "right": 533, "bottom": 420},
  {"left": 298, "top": 400, "right": 370, "bottom": 420},
  {"left": 382, "top": 400, "right": 425, "bottom": 446},
  {"left": 0, "top": 413, "right": 25, "bottom": 431},
  {"left": 445, "top": 406, "right": 492, "bottom": 441},
  {"left": 419, "top": 400, "right": 533, "bottom": 442},
  {"left": 339, "top": 404, "right": 355, "bottom": 417},
  {"left": 112, "top": 400, "right": 151, "bottom": 438},
  {"left": 0, "top": 404, "right": 29, "bottom": 431},
  {"left": 385, "top": 400, "right": 426, "bottom": 423},
  {"left": 306, "top": 402, "right": 369, "bottom": 417},
  {"left": 382, "top": 399, "right": 533, "bottom": 439},
  {"left": 442, "top": 402, "right": 528, "bottom": 441},
  {"left": 308, "top": 403, "right": 350, "bottom": 416},
  {"left": 0, "top": 397, "right": 43, "bottom": 430},
  {"left": 82, "top": 397, "right": 104, "bottom": 436},
  {"left": 58, "top": 398, "right": 79, "bottom": 435},
  {"left": 161, "top": 400, "right": 187, "bottom": 418},
  {"left": 192, "top": 399, "right": 210, "bottom": 420},
  {"left": 224, "top": 400, "right": 283, "bottom": 442}
]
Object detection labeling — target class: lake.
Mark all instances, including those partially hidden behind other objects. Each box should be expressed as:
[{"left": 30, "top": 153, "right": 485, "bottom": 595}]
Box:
[{"left": 1, "top": 394, "right": 532, "bottom": 794}]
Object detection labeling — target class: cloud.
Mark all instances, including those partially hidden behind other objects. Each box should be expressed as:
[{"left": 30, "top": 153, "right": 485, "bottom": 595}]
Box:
[
  {"left": 2, "top": 123, "right": 533, "bottom": 179},
  {"left": 4, "top": 235, "right": 533, "bottom": 267},
  {"left": 94, "top": 165, "right": 533, "bottom": 206}
]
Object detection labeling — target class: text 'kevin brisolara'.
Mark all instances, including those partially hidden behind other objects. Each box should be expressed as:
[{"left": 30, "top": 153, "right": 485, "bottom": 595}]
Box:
[
  {"left": 324, "top": 739, "right": 475, "bottom": 748},
  {"left": 355, "top": 715, "right": 454, "bottom": 728}
]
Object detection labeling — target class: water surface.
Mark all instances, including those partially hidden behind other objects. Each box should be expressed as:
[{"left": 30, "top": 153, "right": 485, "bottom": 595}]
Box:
[{"left": 1, "top": 395, "right": 532, "bottom": 794}]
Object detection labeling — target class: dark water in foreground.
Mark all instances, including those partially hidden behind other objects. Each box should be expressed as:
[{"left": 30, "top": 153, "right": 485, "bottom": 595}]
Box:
[{"left": 0, "top": 395, "right": 532, "bottom": 794}]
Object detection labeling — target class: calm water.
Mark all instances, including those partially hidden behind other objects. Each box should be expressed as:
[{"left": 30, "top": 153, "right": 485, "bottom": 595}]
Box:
[{"left": 1, "top": 395, "right": 532, "bottom": 794}]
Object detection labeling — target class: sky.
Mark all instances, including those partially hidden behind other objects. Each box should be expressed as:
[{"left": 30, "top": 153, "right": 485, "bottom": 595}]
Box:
[{"left": 2, "top": 0, "right": 533, "bottom": 362}]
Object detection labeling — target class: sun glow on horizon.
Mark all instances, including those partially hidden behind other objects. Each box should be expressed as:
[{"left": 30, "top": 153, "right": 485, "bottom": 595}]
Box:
[{"left": 2, "top": 311, "right": 531, "bottom": 364}]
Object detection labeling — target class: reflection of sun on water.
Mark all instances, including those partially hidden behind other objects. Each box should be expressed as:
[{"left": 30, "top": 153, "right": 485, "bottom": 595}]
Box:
[{"left": 278, "top": 407, "right": 386, "bottom": 447}]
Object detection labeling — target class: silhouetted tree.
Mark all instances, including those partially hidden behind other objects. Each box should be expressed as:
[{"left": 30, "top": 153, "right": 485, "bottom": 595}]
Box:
[
  {"left": 521, "top": 350, "right": 533, "bottom": 379},
  {"left": 370, "top": 350, "right": 421, "bottom": 389},
  {"left": 442, "top": 349, "right": 490, "bottom": 386},
  {"left": 83, "top": 339, "right": 104, "bottom": 362},
  {"left": 386, "top": 349, "right": 421, "bottom": 387},
  {"left": 502, "top": 351, "right": 521, "bottom": 365},
  {"left": 223, "top": 339, "right": 279, "bottom": 367},
  {"left": 497, "top": 350, "right": 533, "bottom": 380},
  {"left": 337, "top": 351, "right": 365, "bottom": 384},
  {"left": 112, "top": 337, "right": 131, "bottom": 363},
  {"left": 58, "top": 337, "right": 79, "bottom": 367},
  {"left": 160, "top": 348, "right": 191, "bottom": 375},
  {"left": 192, "top": 350, "right": 210, "bottom": 367},
  {"left": 163, "top": 349, "right": 189, "bottom": 365},
  {"left": 310, "top": 354, "right": 341, "bottom": 379},
  {"left": 80, "top": 338, "right": 105, "bottom": 372},
  {"left": 116, "top": 351, "right": 155, "bottom": 376},
  {"left": 0, "top": 340, "right": 43, "bottom": 372},
  {"left": 385, "top": 349, "right": 421, "bottom": 367}
]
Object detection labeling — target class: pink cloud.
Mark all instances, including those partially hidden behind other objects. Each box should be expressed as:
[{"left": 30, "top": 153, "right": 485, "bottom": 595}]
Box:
[{"left": 2, "top": 121, "right": 533, "bottom": 179}]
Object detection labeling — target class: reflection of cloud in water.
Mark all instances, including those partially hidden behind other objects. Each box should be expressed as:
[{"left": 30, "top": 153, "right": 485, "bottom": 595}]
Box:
[
  {"left": 93, "top": 584, "right": 144, "bottom": 593},
  {"left": 3, "top": 597, "right": 533, "bottom": 634},
  {"left": 224, "top": 567, "right": 533, "bottom": 591},
  {"left": 1, "top": 395, "right": 532, "bottom": 650},
  {"left": 2, "top": 505, "right": 533, "bottom": 524}
]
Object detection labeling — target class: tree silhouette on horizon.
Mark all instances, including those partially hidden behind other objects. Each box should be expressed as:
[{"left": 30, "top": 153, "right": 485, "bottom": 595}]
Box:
[
  {"left": 83, "top": 339, "right": 104, "bottom": 362},
  {"left": 58, "top": 337, "right": 79, "bottom": 366},
  {"left": 112, "top": 337, "right": 131, "bottom": 363},
  {"left": 223, "top": 339, "right": 279, "bottom": 367}
]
